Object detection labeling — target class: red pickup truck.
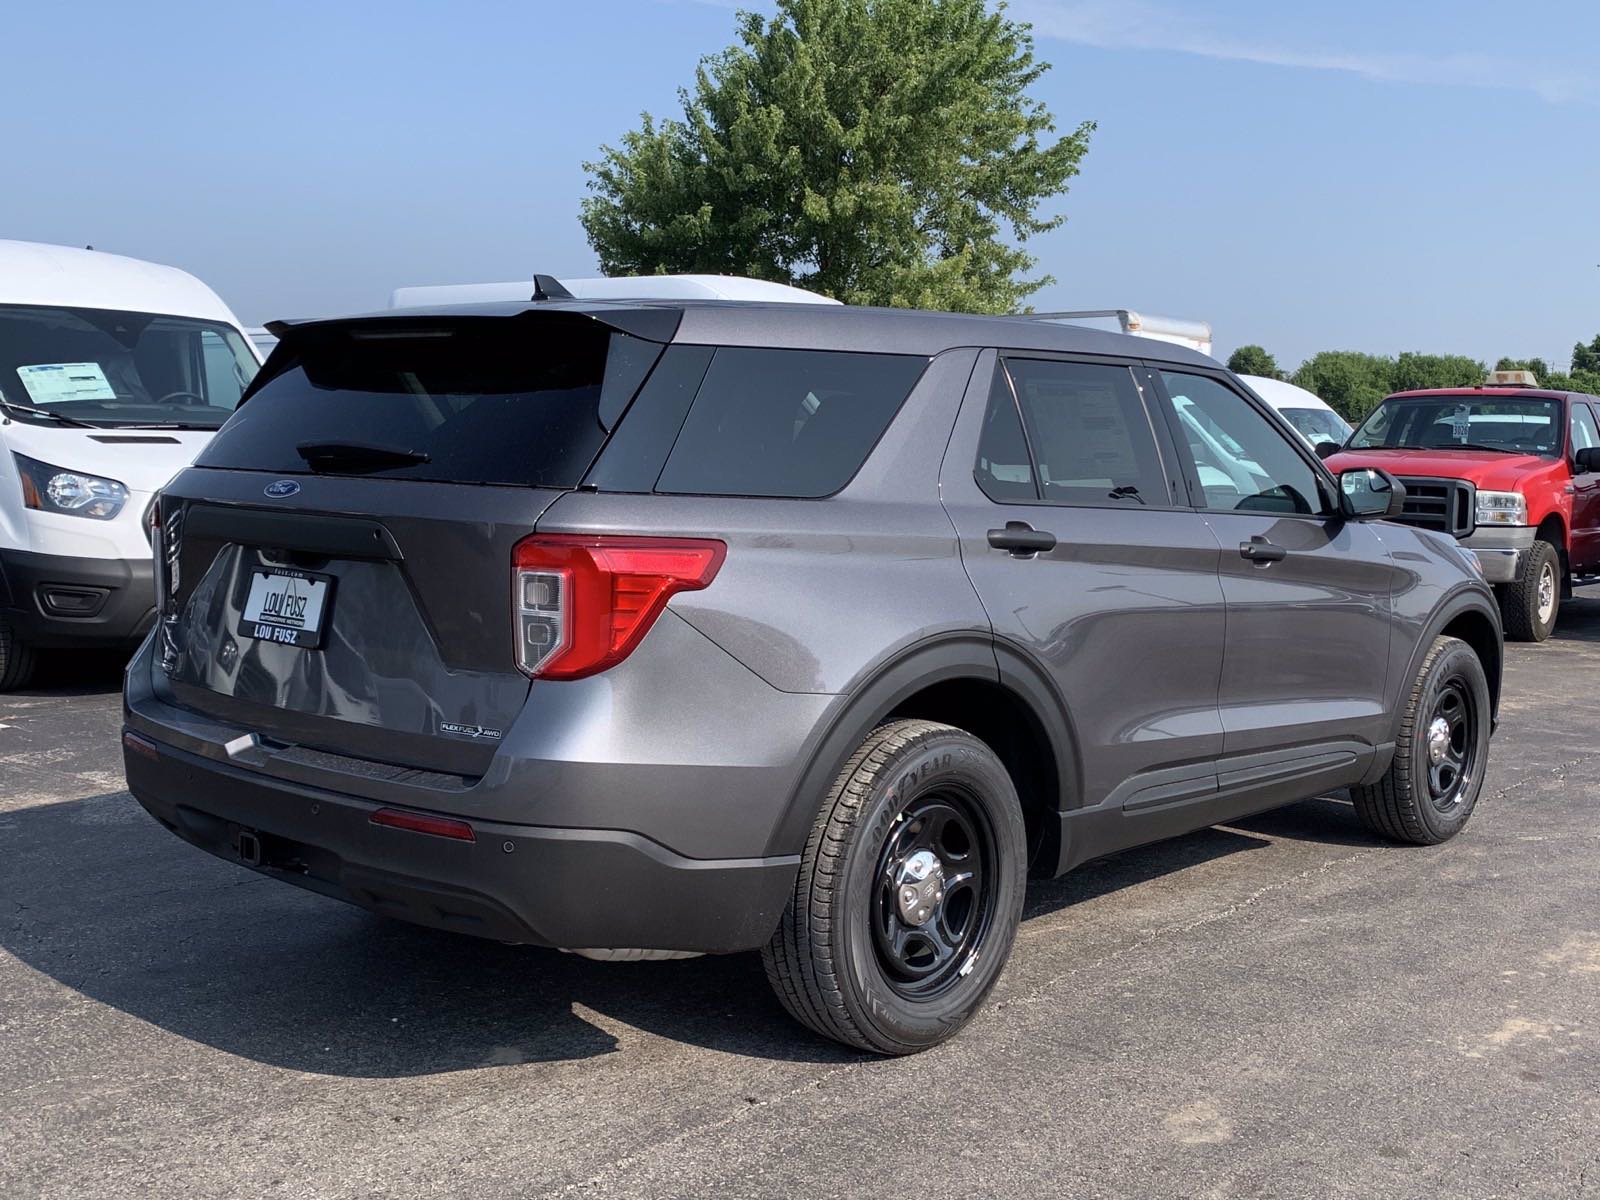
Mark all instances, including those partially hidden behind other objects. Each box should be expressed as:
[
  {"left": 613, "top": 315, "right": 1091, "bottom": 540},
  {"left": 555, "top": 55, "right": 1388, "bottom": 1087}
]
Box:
[{"left": 1326, "top": 386, "right": 1600, "bottom": 641}]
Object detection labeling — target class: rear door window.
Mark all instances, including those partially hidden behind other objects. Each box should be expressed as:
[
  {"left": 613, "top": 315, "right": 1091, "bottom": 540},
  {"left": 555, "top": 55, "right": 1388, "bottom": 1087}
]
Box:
[
  {"left": 996, "top": 358, "right": 1170, "bottom": 507},
  {"left": 654, "top": 348, "right": 927, "bottom": 498},
  {"left": 198, "top": 314, "right": 657, "bottom": 487}
]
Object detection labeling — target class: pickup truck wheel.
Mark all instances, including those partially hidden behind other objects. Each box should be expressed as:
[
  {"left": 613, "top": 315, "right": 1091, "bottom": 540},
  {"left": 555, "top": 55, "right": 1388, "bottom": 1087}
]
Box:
[
  {"left": 1498, "top": 538, "right": 1560, "bottom": 642},
  {"left": 762, "top": 719, "right": 1027, "bottom": 1055},
  {"left": 1351, "top": 635, "right": 1490, "bottom": 845},
  {"left": 0, "top": 617, "right": 36, "bottom": 691}
]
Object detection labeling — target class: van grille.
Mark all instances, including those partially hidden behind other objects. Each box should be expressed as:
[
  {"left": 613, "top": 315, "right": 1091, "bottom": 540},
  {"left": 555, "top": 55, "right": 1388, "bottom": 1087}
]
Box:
[{"left": 1394, "top": 476, "right": 1475, "bottom": 538}]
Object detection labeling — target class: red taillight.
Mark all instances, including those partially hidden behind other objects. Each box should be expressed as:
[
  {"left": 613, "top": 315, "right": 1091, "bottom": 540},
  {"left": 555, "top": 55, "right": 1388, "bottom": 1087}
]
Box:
[
  {"left": 512, "top": 534, "right": 726, "bottom": 680},
  {"left": 370, "top": 807, "right": 476, "bottom": 842}
]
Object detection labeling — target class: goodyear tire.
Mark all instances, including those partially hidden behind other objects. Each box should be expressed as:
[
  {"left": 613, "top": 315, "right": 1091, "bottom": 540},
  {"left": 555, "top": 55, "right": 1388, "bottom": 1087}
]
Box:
[{"left": 762, "top": 720, "right": 1027, "bottom": 1054}]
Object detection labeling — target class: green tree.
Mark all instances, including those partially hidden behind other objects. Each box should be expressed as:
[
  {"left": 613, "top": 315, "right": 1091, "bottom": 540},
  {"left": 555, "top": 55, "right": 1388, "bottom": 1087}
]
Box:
[
  {"left": 580, "top": 0, "right": 1094, "bottom": 312},
  {"left": 1389, "top": 352, "right": 1485, "bottom": 393},
  {"left": 1572, "top": 334, "right": 1600, "bottom": 375},
  {"left": 1495, "top": 356, "right": 1551, "bottom": 380},
  {"left": 1226, "top": 345, "right": 1282, "bottom": 379},
  {"left": 1291, "top": 351, "right": 1394, "bottom": 422}
]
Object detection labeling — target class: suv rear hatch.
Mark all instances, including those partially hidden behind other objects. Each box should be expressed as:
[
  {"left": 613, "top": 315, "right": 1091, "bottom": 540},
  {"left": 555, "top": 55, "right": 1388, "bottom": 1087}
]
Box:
[{"left": 151, "top": 306, "right": 676, "bottom": 778}]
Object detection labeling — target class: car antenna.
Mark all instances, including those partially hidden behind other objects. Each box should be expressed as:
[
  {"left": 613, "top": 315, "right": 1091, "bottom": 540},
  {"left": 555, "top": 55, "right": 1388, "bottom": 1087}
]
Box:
[{"left": 531, "top": 274, "right": 574, "bottom": 301}]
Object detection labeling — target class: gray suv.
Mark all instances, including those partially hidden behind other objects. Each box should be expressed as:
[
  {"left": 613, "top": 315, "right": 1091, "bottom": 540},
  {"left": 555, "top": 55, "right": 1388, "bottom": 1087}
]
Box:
[{"left": 123, "top": 298, "right": 1502, "bottom": 1054}]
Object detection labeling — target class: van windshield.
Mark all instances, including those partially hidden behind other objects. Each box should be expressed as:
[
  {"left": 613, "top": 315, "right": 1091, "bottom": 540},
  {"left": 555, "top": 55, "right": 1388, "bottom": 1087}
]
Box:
[
  {"left": 0, "top": 304, "right": 259, "bottom": 429},
  {"left": 1279, "top": 407, "right": 1351, "bottom": 446}
]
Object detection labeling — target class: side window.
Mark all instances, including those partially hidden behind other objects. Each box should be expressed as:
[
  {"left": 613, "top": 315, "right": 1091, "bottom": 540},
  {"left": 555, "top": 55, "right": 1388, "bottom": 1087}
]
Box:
[
  {"left": 1001, "top": 359, "right": 1168, "bottom": 506},
  {"left": 1570, "top": 403, "right": 1599, "bottom": 454},
  {"left": 974, "top": 366, "right": 1037, "bottom": 501},
  {"left": 199, "top": 330, "right": 249, "bottom": 409},
  {"left": 655, "top": 348, "right": 927, "bottom": 498},
  {"left": 1160, "top": 372, "right": 1327, "bottom": 516}
]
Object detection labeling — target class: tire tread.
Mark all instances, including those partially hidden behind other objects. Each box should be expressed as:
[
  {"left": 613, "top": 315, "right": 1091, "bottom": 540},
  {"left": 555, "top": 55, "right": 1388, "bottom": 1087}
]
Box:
[{"left": 762, "top": 719, "right": 971, "bottom": 1054}]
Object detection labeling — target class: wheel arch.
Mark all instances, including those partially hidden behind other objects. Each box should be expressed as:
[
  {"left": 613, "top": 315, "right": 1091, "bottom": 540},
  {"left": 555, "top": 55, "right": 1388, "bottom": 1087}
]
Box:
[
  {"left": 1408, "top": 587, "right": 1503, "bottom": 730},
  {"left": 764, "top": 633, "right": 1077, "bottom": 870}
]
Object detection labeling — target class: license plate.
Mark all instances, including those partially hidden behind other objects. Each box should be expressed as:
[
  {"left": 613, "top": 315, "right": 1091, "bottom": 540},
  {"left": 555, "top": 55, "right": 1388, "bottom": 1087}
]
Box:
[{"left": 238, "top": 568, "right": 334, "bottom": 648}]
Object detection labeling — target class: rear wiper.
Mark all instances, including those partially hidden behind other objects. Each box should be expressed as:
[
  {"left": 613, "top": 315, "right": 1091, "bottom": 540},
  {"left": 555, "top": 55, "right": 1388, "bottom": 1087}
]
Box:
[
  {"left": 0, "top": 400, "right": 101, "bottom": 429},
  {"left": 296, "top": 441, "right": 431, "bottom": 473}
]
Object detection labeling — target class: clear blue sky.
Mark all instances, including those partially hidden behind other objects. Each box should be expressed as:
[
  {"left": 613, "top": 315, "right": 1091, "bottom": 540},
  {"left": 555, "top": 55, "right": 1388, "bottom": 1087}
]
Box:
[{"left": 2, "top": 0, "right": 1594, "bottom": 369}]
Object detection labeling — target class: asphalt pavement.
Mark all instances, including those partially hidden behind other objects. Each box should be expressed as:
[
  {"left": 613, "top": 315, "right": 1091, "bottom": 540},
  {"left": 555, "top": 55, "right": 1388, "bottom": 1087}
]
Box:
[{"left": 3, "top": 591, "right": 1598, "bottom": 1199}]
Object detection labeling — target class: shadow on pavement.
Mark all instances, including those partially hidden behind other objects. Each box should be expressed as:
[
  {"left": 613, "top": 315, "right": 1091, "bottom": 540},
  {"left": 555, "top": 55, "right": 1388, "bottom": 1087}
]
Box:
[
  {"left": 1, "top": 787, "right": 1381, "bottom": 1076},
  {"left": 1550, "top": 591, "right": 1600, "bottom": 644},
  {"left": 9, "top": 648, "right": 130, "bottom": 698}
]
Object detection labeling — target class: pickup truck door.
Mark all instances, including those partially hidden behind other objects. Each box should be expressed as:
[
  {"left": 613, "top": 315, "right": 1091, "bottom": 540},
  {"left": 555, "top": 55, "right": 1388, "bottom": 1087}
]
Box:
[{"left": 1570, "top": 402, "right": 1600, "bottom": 573}]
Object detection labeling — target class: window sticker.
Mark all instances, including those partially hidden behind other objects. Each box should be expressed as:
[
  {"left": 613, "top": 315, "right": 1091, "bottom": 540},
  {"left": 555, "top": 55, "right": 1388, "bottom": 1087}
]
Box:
[
  {"left": 16, "top": 362, "right": 117, "bottom": 404},
  {"left": 1450, "top": 405, "right": 1471, "bottom": 441}
]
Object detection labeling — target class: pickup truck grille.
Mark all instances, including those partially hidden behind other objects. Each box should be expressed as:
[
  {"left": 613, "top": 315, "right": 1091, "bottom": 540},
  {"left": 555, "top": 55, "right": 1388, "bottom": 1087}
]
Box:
[{"left": 1394, "top": 476, "right": 1475, "bottom": 538}]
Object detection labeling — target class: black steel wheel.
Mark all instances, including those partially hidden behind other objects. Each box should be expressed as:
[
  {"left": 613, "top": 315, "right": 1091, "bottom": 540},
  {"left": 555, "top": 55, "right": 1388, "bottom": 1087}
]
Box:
[
  {"left": 870, "top": 789, "right": 1001, "bottom": 1000},
  {"left": 1352, "top": 635, "right": 1492, "bottom": 845},
  {"left": 1422, "top": 677, "right": 1481, "bottom": 815},
  {"left": 763, "top": 720, "right": 1027, "bottom": 1055}
]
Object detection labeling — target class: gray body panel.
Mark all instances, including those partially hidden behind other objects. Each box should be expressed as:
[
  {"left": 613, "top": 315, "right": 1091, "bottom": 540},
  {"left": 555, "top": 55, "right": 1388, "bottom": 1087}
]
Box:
[{"left": 123, "top": 298, "right": 1502, "bottom": 953}]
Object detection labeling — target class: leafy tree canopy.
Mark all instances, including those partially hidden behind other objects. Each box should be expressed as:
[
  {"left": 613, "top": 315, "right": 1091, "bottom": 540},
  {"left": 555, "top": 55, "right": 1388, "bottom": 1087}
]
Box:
[
  {"left": 1225, "top": 344, "right": 1281, "bottom": 379},
  {"left": 1289, "top": 352, "right": 1485, "bottom": 421},
  {"left": 581, "top": 0, "right": 1094, "bottom": 313}
]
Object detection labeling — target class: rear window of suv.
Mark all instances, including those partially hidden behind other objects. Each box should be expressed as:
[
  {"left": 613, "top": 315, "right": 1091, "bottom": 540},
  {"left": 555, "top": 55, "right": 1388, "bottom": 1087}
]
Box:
[
  {"left": 654, "top": 347, "right": 927, "bottom": 498},
  {"left": 197, "top": 314, "right": 656, "bottom": 487}
]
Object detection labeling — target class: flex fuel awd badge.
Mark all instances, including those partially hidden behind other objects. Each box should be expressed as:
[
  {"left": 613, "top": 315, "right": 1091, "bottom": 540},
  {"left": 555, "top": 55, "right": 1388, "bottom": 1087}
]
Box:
[{"left": 441, "top": 722, "right": 503, "bottom": 741}]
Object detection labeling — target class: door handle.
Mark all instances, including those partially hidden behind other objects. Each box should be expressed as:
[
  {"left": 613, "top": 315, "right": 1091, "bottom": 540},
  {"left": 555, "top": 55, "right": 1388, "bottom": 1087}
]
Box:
[
  {"left": 987, "top": 522, "right": 1057, "bottom": 556},
  {"left": 1239, "top": 538, "right": 1287, "bottom": 564}
]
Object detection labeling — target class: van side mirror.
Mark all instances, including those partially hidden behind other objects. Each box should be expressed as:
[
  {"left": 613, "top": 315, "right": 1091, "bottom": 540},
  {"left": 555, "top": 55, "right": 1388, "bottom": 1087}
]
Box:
[
  {"left": 1314, "top": 440, "right": 1343, "bottom": 460},
  {"left": 1576, "top": 446, "right": 1600, "bottom": 474},
  {"left": 1339, "top": 468, "right": 1407, "bottom": 519}
]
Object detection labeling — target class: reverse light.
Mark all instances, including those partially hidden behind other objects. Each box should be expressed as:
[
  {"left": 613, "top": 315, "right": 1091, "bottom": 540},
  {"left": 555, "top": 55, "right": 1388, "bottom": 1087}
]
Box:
[
  {"left": 14, "top": 454, "right": 129, "bottom": 520},
  {"left": 512, "top": 534, "right": 726, "bottom": 679},
  {"left": 1475, "top": 490, "right": 1527, "bottom": 527}
]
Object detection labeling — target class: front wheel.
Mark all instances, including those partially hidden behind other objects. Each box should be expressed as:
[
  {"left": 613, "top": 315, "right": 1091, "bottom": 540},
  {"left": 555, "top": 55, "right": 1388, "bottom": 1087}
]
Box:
[
  {"left": 762, "top": 720, "right": 1027, "bottom": 1054},
  {"left": 0, "top": 616, "right": 36, "bottom": 691},
  {"left": 1498, "top": 538, "right": 1560, "bottom": 642},
  {"left": 1351, "top": 635, "right": 1491, "bottom": 845}
]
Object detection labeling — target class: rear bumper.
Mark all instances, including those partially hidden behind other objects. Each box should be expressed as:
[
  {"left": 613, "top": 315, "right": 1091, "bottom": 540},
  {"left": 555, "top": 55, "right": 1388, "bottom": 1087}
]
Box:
[
  {"left": 124, "top": 730, "right": 799, "bottom": 953},
  {"left": 1460, "top": 526, "right": 1536, "bottom": 584},
  {"left": 0, "top": 548, "right": 155, "bottom": 646}
]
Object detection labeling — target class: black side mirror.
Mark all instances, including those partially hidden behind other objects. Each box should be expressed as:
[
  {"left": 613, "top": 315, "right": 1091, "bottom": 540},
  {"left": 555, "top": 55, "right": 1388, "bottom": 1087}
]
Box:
[
  {"left": 1314, "top": 440, "right": 1343, "bottom": 460},
  {"left": 1340, "top": 467, "right": 1407, "bottom": 519},
  {"left": 1576, "top": 446, "right": 1600, "bottom": 474}
]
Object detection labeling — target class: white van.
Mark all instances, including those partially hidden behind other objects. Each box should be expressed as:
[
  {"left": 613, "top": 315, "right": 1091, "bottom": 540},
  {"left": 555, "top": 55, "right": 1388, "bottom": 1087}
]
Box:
[
  {"left": 1239, "top": 374, "right": 1351, "bottom": 447},
  {"left": 0, "top": 241, "right": 261, "bottom": 688}
]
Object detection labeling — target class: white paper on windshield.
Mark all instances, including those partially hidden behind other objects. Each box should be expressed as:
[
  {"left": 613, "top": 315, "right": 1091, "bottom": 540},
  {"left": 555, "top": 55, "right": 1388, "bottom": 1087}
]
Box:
[{"left": 15, "top": 362, "right": 117, "bottom": 404}]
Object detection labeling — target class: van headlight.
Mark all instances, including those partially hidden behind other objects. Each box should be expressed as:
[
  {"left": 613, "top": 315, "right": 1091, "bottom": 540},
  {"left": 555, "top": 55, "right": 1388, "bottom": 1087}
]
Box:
[
  {"left": 13, "top": 454, "right": 129, "bottom": 520},
  {"left": 1474, "top": 490, "right": 1527, "bottom": 526}
]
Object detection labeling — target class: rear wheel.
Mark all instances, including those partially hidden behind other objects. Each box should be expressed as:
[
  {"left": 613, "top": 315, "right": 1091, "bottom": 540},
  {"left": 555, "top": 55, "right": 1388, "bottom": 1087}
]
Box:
[
  {"left": 1498, "top": 538, "right": 1560, "bottom": 642},
  {"left": 762, "top": 719, "right": 1027, "bottom": 1055},
  {"left": 1351, "top": 635, "right": 1490, "bottom": 845},
  {"left": 0, "top": 616, "right": 36, "bottom": 691}
]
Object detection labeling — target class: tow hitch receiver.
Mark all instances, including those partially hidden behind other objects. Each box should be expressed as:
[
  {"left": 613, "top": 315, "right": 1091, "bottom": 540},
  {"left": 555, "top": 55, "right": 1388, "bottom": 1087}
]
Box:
[{"left": 237, "top": 830, "right": 262, "bottom": 867}]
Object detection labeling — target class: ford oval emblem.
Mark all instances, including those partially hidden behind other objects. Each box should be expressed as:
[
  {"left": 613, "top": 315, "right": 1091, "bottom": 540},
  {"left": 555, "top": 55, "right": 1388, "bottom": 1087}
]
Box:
[{"left": 264, "top": 479, "right": 301, "bottom": 498}]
